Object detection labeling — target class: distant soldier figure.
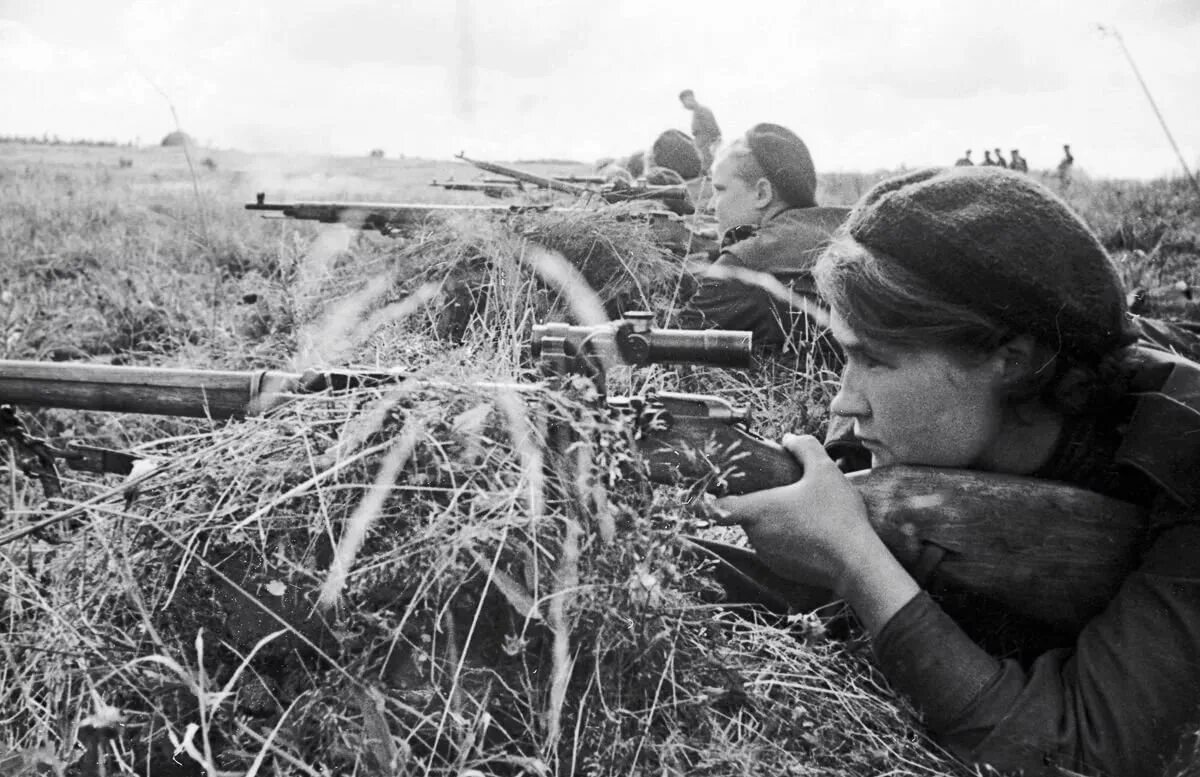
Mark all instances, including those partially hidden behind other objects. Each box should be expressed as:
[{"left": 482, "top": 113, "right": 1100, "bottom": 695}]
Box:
[
  {"left": 993, "top": 148, "right": 1008, "bottom": 168},
  {"left": 1010, "top": 148, "right": 1028, "bottom": 173},
  {"left": 954, "top": 150, "right": 974, "bottom": 166},
  {"left": 679, "top": 89, "right": 722, "bottom": 176},
  {"left": 982, "top": 150, "right": 996, "bottom": 166},
  {"left": 1057, "top": 144, "right": 1075, "bottom": 188}
]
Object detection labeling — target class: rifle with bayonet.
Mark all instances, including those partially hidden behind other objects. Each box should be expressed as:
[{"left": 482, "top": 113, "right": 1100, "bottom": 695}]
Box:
[
  {"left": 454, "top": 153, "right": 696, "bottom": 215},
  {"left": 0, "top": 315, "right": 1145, "bottom": 632},
  {"left": 455, "top": 152, "right": 592, "bottom": 196}
]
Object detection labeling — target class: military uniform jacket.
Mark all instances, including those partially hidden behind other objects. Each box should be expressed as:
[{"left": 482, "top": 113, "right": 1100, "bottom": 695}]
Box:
[
  {"left": 871, "top": 346, "right": 1200, "bottom": 776},
  {"left": 679, "top": 207, "right": 849, "bottom": 350}
]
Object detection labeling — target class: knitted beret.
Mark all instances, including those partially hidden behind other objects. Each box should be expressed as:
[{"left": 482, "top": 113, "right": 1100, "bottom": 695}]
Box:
[
  {"left": 745, "top": 123, "right": 817, "bottom": 209},
  {"left": 846, "top": 166, "right": 1132, "bottom": 359}
]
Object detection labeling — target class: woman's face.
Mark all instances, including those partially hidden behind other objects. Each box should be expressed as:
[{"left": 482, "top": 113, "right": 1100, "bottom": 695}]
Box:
[
  {"left": 828, "top": 311, "right": 1009, "bottom": 468},
  {"left": 711, "top": 152, "right": 764, "bottom": 235}
]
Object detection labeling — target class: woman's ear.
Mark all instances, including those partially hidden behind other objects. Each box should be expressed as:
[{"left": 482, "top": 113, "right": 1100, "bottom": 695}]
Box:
[
  {"left": 754, "top": 177, "right": 774, "bottom": 207},
  {"left": 994, "top": 334, "right": 1042, "bottom": 387}
]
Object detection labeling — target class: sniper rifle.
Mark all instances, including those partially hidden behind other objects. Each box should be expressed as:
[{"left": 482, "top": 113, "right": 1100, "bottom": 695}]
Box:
[
  {"left": 245, "top": 192, "right": 679, "bottom": 236},
  {"left": 531, "top": 313, "right": 1146, "bottom": 633},
  {"left": 0, "top": 314, "right": 1145, "bottom": 632}
]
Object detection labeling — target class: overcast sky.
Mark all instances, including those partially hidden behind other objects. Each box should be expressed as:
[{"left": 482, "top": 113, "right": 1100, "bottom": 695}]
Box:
[{"left": 1, "top": 0, "right": 1197, "bottom": 179}]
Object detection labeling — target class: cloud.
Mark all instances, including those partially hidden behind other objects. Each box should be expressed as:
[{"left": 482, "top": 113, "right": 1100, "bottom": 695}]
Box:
[
  {"left": 281, "top": 0, "right": 590, "bottom": 78},
  {"left": 0, "top": 0, "right": 1195, "bottom": 179},
  {"left": 1138, "top": 0, "right": 1200, "bottom": 27},
  {"left": 0, "top": 20, "right": 57, "bottom": 71}
]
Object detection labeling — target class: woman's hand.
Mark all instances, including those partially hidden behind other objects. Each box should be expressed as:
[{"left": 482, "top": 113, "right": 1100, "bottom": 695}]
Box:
[
  {"left": 715, "top": 434, "right": 873, "bottom": 590},
  {"left": 715, "top": 434, "right": 920, "bottom": 633}
]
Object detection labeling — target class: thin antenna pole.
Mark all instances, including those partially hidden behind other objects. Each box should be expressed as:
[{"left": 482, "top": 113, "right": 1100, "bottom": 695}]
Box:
[
  {"left": 137, "top": 68, "right": 220, "bottom": 334},
  {"left": 1100, "top": 25, "right": 1200, "bottom": 197}
]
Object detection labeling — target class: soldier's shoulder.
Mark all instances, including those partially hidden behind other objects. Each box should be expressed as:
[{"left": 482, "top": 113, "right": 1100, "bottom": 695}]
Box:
[{"left": 770, "top": 207, "right": 851, "bottom": 243}]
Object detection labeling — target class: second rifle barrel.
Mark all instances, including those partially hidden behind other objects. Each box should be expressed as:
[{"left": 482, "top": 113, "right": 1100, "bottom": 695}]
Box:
[{"left": 0, "top": 360, "right": 302, "bottom": 419}]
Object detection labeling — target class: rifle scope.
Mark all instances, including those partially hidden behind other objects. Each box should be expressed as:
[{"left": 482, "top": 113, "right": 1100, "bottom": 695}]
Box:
[{"left": 531, "top": 312, "right": 752, "bottom": 370}]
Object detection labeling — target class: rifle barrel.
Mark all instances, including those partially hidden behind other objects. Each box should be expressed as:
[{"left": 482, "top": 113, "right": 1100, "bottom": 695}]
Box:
[
  {"left": 456, "top": 154, "right": 592, "bottom": 196},
  {"left": 0, "top": 360, "right": 302, "bottom": 419},
  {"left": 555, "top": 175, "right": 607, "bottom": 184}
]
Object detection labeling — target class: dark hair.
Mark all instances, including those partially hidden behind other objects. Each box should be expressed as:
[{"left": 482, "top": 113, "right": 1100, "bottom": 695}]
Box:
[
  {"left": 718, "top": 137, "right": 763, "bottom": 183},
  {"left": 814, "top": 233, "right": 1134, "bottom": 416},
  {"left": 678, "top": 89, "right": 695, "bottom": 100}
]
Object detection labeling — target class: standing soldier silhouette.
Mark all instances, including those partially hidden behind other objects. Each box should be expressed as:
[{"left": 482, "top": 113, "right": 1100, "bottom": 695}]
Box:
[
  {"left": 982, "top": 150, "right": 996, "bottom": 166},
  {"left": 954, "top": 150, "right": 974, "bottom": 166},
  {"left": 1057, "top": 144, "right": 1075, "bottom": 189},
  {"left": 993, "top": 148, "right": 1008, "bottom": 168},
  {"left": 1010, "top": 148, "right": 1029, "bottom": 173},
  {"left": 679, "top": 89, "right": 723, "bottom": 177}
]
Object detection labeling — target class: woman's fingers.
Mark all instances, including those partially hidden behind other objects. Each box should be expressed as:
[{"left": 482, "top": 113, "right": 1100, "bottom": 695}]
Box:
[{"left": 781, "top": 433, "right": 839, "bottom": 471}]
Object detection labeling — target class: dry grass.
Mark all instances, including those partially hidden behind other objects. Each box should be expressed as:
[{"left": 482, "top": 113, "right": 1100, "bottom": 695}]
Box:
[{"left": 0, "top": 377, "right": 970, "bottom": 776}]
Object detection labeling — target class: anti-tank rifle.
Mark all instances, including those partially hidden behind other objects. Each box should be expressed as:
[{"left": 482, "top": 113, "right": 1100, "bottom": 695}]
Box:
[{"left": 531, "top": 313, "right": 1147, "bottom": 634}]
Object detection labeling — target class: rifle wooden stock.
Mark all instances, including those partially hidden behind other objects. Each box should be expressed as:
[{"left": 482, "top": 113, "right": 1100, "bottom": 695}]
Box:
[{"left": 635, "top": 400, "right": 1145, "bottom": 633}]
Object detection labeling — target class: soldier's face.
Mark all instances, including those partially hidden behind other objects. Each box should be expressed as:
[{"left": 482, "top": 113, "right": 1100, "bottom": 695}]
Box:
[
  {"left": 711, "top": 154, "right": 764, "bottom": 234},
  {"left": 827, "top": 312, "right": 1008, "bottom": 469}
]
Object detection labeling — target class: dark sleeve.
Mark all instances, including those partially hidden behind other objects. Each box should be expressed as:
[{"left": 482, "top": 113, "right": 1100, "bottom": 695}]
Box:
[
  {"left": 873, "top": 512, "right": 1200, "bottom": 777},
  {"left": 692, "top": 107, "right": 721, "bottom": 140},
  {"left": 676, "top": 254, "right": 788, "bottom": 349}
]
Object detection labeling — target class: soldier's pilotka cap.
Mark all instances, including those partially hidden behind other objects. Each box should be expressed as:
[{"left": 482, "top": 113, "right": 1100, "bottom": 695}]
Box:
[
  {"left": 745, "top": 123, "right": 817, "bottom": 209},
  {"left": 846, "top": 166, "right": 1134, "bottom": 360}
]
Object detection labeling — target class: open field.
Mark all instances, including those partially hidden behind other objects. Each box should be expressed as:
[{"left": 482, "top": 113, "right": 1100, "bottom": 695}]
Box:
[{"left": 1, "top": 142, "right": 1199, "bottom": 776}]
